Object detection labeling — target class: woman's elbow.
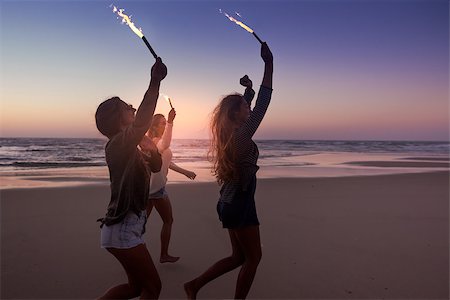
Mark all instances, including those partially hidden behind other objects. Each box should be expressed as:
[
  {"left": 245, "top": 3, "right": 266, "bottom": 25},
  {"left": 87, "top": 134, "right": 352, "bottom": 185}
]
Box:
[
  {"left": 150, "top": 153, "right": 162, "bottom": 172},
  {"left": 151, "top": 164, "right": 162, "bottom": 173},
  {"left": 154, "top": 158, "right": 162, "bottom": 172}
]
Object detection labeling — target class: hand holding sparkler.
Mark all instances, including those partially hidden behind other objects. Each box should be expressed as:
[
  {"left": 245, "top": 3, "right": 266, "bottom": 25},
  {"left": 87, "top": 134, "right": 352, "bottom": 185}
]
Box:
[
  {"left": 167, "top": 108, "right": 176, "bottom": 124},
  {"left": 167, "top": 97, "right": 174, "bottom": 109},
  {"left": 151, "top": 58, "right": 167, "bottom": 82}
]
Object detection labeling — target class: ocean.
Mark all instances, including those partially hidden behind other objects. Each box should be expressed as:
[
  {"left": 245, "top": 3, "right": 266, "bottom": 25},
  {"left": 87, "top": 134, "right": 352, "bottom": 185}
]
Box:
[{"left": 0, "top": 138, "right": 448, "bottom": 171}]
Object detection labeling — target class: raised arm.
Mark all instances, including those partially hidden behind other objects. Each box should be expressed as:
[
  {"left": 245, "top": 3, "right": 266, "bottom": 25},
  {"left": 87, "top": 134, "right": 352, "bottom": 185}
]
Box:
[
  {"left": 156, "top": 108, "right": 176, "bottom": 152},
  {"left": 130, "top": 58, "right": 167, "bottom": 145},
  {"left": 236, "top": 43, "right": 273, "bottom": 141},
  {"left": 261, "top": 43, "right": 273, "bottom": 89}
]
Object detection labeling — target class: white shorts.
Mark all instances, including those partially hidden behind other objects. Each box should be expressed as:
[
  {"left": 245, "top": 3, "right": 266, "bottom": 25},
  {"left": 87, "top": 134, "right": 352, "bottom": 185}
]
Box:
[{"left": 100, "top": 210, "right": 147, "bottom": 249}]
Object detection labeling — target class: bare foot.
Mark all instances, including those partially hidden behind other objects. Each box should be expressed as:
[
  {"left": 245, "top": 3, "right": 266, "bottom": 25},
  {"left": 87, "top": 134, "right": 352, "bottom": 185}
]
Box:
[
  {"left": 184, "top": 280, "right": 197, "bottom": 299},
  {"left": 160, "top": 255, "right": 180, "bottom": 263}
]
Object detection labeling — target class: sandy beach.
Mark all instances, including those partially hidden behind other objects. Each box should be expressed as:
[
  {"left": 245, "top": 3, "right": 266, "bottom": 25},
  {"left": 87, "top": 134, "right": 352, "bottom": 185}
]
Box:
[
  {"left": 2, "top": 0, "right": 449, "bottom": 297},
  {"left": 1, "top": 169, "right": 448, "bottom": 299}
]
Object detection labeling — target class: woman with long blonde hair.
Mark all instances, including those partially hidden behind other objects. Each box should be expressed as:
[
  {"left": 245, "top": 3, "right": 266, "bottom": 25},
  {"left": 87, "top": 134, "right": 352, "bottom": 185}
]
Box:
[
  {"left": 185, "top": 42, "right": 273, "bottom": 299},
  {"left": 140, "top": 107, "right": 196, "bottom": 263}
]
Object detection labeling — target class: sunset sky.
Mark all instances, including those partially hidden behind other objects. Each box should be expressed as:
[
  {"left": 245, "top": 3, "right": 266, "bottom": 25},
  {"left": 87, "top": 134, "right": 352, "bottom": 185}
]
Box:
[{"left": 1, "top": 0, "right": 448, "bottom": 141}]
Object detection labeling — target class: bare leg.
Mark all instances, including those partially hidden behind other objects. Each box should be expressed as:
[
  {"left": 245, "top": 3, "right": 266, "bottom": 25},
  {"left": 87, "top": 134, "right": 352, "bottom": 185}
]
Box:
[
  {"left": 97, "top": 283, "right": 140, "bottom": 299},
  {"left": 184, "top": 230, "right": 245, "bottom": 299},
  {"left": 146, "top": 200, "right": 154, "bottom": 217},
  {"left": 153, "top": 197, "right": 180, "bottom": 263},
  {"left": 233, "top": 225, "right": 262, "bottom": 299},
  {"left": 98, "top": 244, "right": 161, "bottom": 299}
]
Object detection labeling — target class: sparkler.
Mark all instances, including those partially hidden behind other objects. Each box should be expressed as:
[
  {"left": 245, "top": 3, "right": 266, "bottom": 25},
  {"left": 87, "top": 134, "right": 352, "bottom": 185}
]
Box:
[
  {"left": 111, "top": 5, "right": 158, "bottom": 59},
  {"left": 160, "top": 93, "right": 174, "bottom": 109},
  {"left": 219, "top": 10, "right": 264, "bottom": 44}
]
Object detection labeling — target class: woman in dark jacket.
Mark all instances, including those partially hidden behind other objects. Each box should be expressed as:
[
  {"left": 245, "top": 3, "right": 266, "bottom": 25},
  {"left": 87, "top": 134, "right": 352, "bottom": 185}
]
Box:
[{"left": 95, "top": 58, "right": 167, "bottom": 299}]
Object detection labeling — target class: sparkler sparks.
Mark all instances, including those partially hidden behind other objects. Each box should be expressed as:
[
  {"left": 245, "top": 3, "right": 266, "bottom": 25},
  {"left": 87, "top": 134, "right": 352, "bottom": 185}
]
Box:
[
  {"left": 219, "top": 9, "right": 264, "bottom": 44},
  {"left": 160, "top": 93, "right": 174, "bottom": 109},
  {"left": 112, "top": 6, "right": 143, "bottom": 38},
  {"left": 111, "top": 5, "right": 158, "bottom": 59}
]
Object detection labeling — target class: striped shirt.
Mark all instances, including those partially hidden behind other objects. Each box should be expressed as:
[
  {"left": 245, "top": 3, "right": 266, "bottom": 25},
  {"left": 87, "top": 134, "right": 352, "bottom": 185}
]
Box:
[{"left": 219, "top": 85, "right": 273, "bottom": 204}]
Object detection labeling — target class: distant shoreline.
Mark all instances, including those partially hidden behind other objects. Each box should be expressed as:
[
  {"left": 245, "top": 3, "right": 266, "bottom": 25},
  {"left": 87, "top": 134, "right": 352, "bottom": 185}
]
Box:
[
  {"left": 1, "top": 153, "right": 449, "bottom": 190},
  {"left": 1, "top": 138, "right": 448, "bottom": 189}
]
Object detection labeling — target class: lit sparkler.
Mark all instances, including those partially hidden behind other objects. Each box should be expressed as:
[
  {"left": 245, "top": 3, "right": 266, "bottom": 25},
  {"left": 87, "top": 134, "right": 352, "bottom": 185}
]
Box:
[
  {"left": 160, "top": 93, "right": 174, "bottom": 109},
  {"left": 219, "top": 9, "right": 264, "bottom": 44},
  {"left": 111, "top": 5, "right": 158, "bottom": 59}
]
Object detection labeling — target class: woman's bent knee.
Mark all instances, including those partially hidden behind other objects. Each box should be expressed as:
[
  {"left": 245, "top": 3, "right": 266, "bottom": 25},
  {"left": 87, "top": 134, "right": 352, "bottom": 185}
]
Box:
[
  {"left": 247, "top": 249, "right": 262, "bottom": 265},
  {"left": 231, "top": 252, "right": 245, "bottom": 266},
  {"left": 164, "top": 216, "right": 173, "bottom": 225}
]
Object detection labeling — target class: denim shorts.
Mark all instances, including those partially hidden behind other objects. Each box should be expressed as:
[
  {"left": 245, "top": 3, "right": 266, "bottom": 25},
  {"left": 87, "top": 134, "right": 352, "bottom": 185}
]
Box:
[
  {"left": 100, "top": 210, "right": 147, "bottom": 249},
  {"left": 149, "top": 186, "right": 168, "bottom": 200}
]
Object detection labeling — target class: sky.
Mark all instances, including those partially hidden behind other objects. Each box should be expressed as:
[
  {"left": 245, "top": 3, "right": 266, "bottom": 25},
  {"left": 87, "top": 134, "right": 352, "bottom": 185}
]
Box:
[{"left": 1, "top": 0, "right": 448, "bottom": 141}]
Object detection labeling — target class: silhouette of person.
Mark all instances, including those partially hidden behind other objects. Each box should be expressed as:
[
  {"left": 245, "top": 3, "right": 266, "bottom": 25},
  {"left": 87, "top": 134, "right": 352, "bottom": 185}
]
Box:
[
  {"left": 184, "top": 42, "right": 273, "bottom": 299},
  {"left": 95, "top": 57, "right": 167, "bottom": 299},
  {"left": 139, "top": 108, "right": 196, "bottom": 263}
]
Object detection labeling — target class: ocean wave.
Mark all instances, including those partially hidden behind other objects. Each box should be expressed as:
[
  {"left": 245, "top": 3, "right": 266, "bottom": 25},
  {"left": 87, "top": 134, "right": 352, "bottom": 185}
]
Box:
[
  {"left": 0, "top": 157, "right": 13, "bottom": 161},
  {"left": 1, "top": 138, "right": 449, "bottom": 171},
  {"left": 260, "top": 162, "right": 316, "bottom": 167},
  {"left": 26, "top": 149, "right": 52, "bottom": 152},
  {"left": 67, "top": 157, "right": 92, "bottom": 162}
]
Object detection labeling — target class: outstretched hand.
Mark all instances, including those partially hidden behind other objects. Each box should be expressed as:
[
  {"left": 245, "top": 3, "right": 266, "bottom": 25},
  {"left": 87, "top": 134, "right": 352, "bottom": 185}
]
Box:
[
  {"left": 151, "top": 57, "right": 167, "bottom": 82},
  {"left": 261, "top": 42, "right": 273, "bottom": 64},
  {"left": 168, "top": 108, "right": 176, "bottom": 124},
  {"left": 240, "top": 75, "right": 253, "bottom": 88},
  {"left": 184, "top": 170, "right": 196, "bottom": 180}
]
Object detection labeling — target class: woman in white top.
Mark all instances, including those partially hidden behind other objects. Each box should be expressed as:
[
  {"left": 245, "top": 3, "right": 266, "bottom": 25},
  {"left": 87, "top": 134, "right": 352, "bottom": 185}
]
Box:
[{"left": 140, "top": 108, "right": 196, "bottom": 263}]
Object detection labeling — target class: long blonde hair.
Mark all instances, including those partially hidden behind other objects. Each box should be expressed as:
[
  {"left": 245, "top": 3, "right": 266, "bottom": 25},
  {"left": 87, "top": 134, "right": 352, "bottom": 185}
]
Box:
[
  {"left": 149, "top": 114, "right": 165, "bottom": 138},
  {"left": 208, "top": 94, "right": 244, "bottom": 184}
]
